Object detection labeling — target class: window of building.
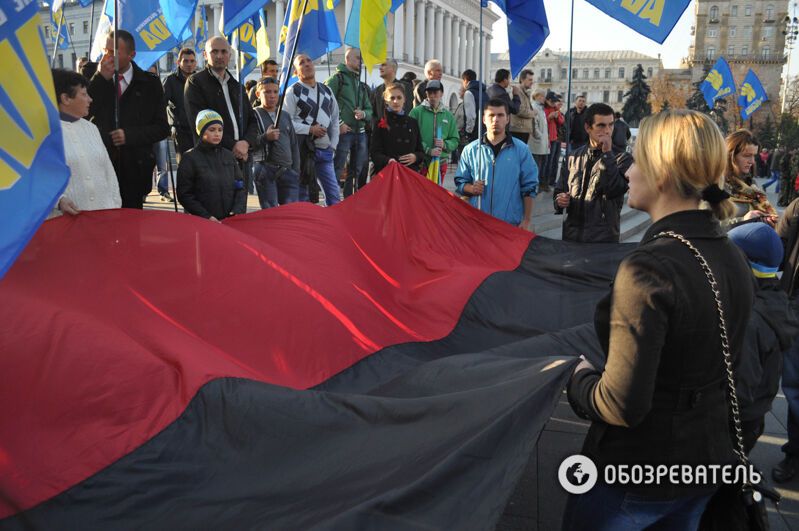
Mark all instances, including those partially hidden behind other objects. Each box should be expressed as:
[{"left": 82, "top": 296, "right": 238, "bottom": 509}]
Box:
[
  {"left": 582, "top": 68, "right": 588, "bottom": 79},
  {"left": 647, "top": 67, "right": 653, "bottom": 78},
  {"left": 547, "top": 68, "right": 552, "bottom": 80},
  {"left": 728, "top": 45, "right": 735, "bottom": 55},
  {"left": 710, "top": 5, "right": 719, "bottom": 19},
  {"left": 619, "top": 67, "right": 625, "bottom": 78},
  {"left": 745, "top": 4, "right": 752, "bottom": 16},
  {"left": 573, "top": 68, "right": 578, "bottom": 79},
  {"left": 730, "top": 26, "right": 737, "bottom": 37},
  {"left": 594, "top": 68, "right": 600, "bottom": 78},
  {"left": 766, "top": 4, "right": 774, "bottom": 20},
  {"left": 742, "top": 45, "right": 749, "bottom": 55},
  {"left": 57, "top": 54, "right": 63, "bottom": 68},
  {"left": 83, "top": 21, "right": 88, "bottom": 33},
  {"left": 744, "top": 25, "right": 752, "bottom": 38},
  {"left": 707, "top": 47, "right": 716, "bottom": 60},
  {"left": 763, "top": 26, "right": 774, "bottom": 38},
  {"left": 732, "top": 5, "right": 738, "bottom": 16},
  {"left": 561, "top": 68, "right": 567, "bottom": 79},
  {"left": 603, "top": 90, "right": 610, "bottom": 103},
  {"left": 541, "top": 68, "right": 546, "bottom": 80},
  {"left": 605, "top": 67, "right": 611, "bottom": 78},
  {"left": 71, "top": 53, "right": 76, "bottom": 70},
  {"left": 708, "top": 28, "right": 718, "bottom": 38},
  {"left": 763, "top": 46, "right": 771, "bottom": 58},
  {"left": 618, "top": 90, "right": 624, "bottom": 103},
  {"left": 68, "top": 23, "right": 74, "bottom": 35},
  {"left": 45, "top": 26, "right": 51, "bottom": 38}
]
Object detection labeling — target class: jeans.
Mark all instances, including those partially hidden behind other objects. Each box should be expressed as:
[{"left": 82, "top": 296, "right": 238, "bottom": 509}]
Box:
[
  {"left": 763, "top": 170, "right": 781, "bottom": 193},
  {"left": 533, "top": 154, "right": 547, "bottom": 186},
  {"left": 154, "top": 139, "right": 169, "bottom": 194},
  {"left": 253, "top": 162, "right": 299, "bottom": 208},
  {"left": 562, "top": 482, "right": 712, "bottom": 531},
  {"left": 334, "top": 131, "right": 368, "bottom": 197},
  {"left": 299, "top": 147, "right": 340, "bottom": 206},
  {"left": 545, "top": 140, "right": 561, "bottom": 186}
]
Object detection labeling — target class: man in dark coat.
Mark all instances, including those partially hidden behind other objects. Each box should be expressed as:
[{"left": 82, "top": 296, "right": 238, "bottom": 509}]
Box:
[
  {"left": 486, "top": 68, "right": 521, "bottom": 116},
  {"left": 163, "top": 47, "right": 197, "bottom": 157},
  {"left": 87, "top": 30, "right": 169, "bottom": 209},
  {"left": 184, "top": 36, "right": 258, "bottom": 192},
  {"left": 554, "top": 103, "right": 632, "bottom": 243}
]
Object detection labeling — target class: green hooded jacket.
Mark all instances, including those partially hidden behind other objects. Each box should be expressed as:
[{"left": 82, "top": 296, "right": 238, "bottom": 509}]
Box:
[
  {"left": 409, "top": 101, "right": 460, "bottom": 165},
  {"left": 325, "top": 64, "right": 373, "bottom": 133}
]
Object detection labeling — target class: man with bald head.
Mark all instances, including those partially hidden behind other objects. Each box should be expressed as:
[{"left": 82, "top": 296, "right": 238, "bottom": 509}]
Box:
[{"left": 184, "top": 36, "right": 257, "bottom": 187}]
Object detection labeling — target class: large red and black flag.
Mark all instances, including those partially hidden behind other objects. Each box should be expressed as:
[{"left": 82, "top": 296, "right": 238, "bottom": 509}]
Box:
[{"left": 0, "top": 164, "right": 628, "bottom": 530}]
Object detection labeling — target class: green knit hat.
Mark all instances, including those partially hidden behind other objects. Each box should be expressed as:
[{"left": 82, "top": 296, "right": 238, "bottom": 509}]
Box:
[{"left": 195, "top": 109, "right": 223, "bottom": 137}]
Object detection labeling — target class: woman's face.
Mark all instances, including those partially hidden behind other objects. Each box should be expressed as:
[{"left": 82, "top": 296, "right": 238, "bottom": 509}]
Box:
[
  {"left": 626, "top": 163, "right": 658, "bottom": 213},
  {"left": 735, "top": 144, "right": 758, "bottom": 176},
  {"left": 385, "top": 89, "right": 404, "bottom": 113}
]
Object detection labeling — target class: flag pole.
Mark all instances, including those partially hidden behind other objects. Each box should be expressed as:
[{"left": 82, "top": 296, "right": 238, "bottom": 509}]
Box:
[
  {"left": 477, "top": 0, "right": 484, "bottom": 212},
  {"left": 113, "top": 0, "right": 120, "bottom": 131},
  {"left": 274, "top": 0, "right": 312, "bottom": 129},
  {"left": 51, "top": 10, "right": 66, "bottom": 68},
  {"left": 564, "top": 0, "right": 575, "bottom": 159},
  {"left": 87, "top": 0, "right": 96, "bottom": 59}
]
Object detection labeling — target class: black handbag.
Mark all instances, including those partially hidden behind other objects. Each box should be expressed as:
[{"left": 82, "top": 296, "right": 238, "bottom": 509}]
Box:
[{"left": 655, "top": 231, "right": 780, "bottom": 531}]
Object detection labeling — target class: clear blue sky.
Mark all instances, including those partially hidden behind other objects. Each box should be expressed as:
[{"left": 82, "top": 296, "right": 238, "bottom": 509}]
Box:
[{"left": 490, "top": 0, "right": 799, "bottom": 76}]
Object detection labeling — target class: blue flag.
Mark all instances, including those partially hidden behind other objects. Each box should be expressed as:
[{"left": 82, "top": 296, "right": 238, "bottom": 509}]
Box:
[
  {"left": 278, "top": 0, "right": 341, "bottom": 89},
  {"left": 0, "top": 0, "right": 71, "bottom": 278},
  {"left": 489, "top": 0, "right": 549, "bottom": 79},
  {"left": 700, "top": 57, "right": 735, "bottom": 110},
  {"left": 222, "top": 0, "right": 267, "bottom": 36},
  {"left": 229, "top": 15, "right": 260, "bottom": 79},
  {"left": 160, "top": 0, "right": 199, "bottom": 44},
  {"left": 78, "top": 0, "right": 94, "bottom": 6},
  {"left": 103, "top": 0, "right": 193, "bottom": 70},
  {"left": 585, "top": 0, "right": 690, "bottom": 44},
  {"left": 195, "top": 4, "right": 208, "bottom": 54},
  {"left": 739, "top": 69, "right": 768, "bottom": 121},
  {"left": 51, "top": 0, "right": 71, "bottom": 50}
]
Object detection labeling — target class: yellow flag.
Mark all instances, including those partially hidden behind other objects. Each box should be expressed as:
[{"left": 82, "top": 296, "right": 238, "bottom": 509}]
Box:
[{"left": 359, "top": 0, "right": 391, "bottom": 70}]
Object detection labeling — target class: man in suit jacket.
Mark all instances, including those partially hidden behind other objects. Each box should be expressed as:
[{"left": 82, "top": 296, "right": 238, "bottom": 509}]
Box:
[{"left": 88, "top": 30, "right": 169, "bottom": 209}]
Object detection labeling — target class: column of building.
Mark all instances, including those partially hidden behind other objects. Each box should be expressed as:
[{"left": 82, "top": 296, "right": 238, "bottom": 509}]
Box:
[
  {"left": 392, "top": 5, "right": 404, "bottom": 62},
  {"left": 404, "top": 0, "right": 415, "bottom": 64},
  {"left": 458, "top": 20, "right": 466, "bottom": 75},
  {"left": 425, "top": 2, "right": 435, "bottom": 63},
  {"left": 415, "top": 0, "right": 425, "bottom": 65},
  {"left": 274, "top": 0, "right": 284, "bottom": 62},
  {"left": 434, "top": 7, "right": 443, "bottom": 61},
  {"left": 443, "top": 13, "right": 452, "bottom": 74}
]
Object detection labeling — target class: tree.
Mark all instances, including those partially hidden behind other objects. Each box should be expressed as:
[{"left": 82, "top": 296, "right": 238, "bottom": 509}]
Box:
[
  {"left": 648, "top": 71, "right": 689, "bottom": 113},
  {"left": 622, "top": 64, "right": 651, "bottom": 127},
  {"left": 756, "top": 115, "right": 777, "bottom": 149}
]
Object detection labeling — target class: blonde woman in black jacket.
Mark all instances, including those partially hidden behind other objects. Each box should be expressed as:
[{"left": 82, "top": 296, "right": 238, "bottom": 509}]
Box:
[{"left": 564, "top": 110, "right": 754, "bottom": 530}]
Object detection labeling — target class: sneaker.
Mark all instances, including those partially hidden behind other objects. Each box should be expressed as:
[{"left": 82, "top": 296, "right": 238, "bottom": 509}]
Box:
[
  {"left": 772, "top": 455, "right": 799, "bottom": 483},
  {"left": 160, "top": 191, "right": 174, "bottom": 202}
]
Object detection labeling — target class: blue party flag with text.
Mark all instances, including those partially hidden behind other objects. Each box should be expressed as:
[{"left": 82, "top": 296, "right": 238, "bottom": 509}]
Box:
[
  {"left": 585, "top": 0, "right": 691, "bottom": 44},
  {"left": 700, "top": 57, "right": 735, "bottom": 110},
  {"left": 739, "top": 69, "right": 768, "bottom": 120}
]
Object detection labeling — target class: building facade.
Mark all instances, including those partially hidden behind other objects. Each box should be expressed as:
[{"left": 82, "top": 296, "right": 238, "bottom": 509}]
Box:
[
  {"left": 492, "top": 48, "right": 663, "bottom": 112},
  {"left": 40, "top": 0, "right": 498, "bottom": 110},
  {"left": 684, "top": 0, "right": 789, "bottom": 113}
]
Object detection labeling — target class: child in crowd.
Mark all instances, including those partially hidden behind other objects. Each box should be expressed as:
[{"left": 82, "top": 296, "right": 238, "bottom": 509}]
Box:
[
  {"left": 177, "top": 110, "right": 245, "bottom": 221},
  {"left": 728, "top": 222, "right": 799, "bottom": 455},
  {"left": 408, "top": 80, "right": 459, "bottom": 183}
]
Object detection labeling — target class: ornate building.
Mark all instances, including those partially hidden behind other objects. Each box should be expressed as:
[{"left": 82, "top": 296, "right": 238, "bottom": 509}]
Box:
[
  {"left": 492, "top": 48, "right": 663, "bottom": 112},
  {"left": 684, "top": 0, "right": 789, "bottom": 114},
  {"left": 40, "top": 0, "right": 499, "bottom": 109}
]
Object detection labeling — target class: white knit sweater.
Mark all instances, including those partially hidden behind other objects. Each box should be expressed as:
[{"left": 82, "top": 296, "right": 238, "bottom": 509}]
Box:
[{"left": 51, "top": 118, "right": 121, "bottom": 217}]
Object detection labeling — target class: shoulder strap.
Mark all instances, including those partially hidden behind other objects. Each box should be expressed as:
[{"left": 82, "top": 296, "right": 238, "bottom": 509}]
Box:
[{"left": 654, "top": 231, "right": 750, "bottom": 469}]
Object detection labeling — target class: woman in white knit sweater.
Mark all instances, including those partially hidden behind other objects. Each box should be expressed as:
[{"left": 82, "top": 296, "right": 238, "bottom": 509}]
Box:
[{"left": 51, "top": 69, "right": 121, "bottom": 216}]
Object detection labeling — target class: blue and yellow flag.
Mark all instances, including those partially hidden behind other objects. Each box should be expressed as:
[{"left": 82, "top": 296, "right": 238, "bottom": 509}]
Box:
[
  {"left": 739, "top": 69, "right": 768, "bottom": 121},
  {"left": 50, "top": 0, "right": 71, "bottom": 50},
  {"left": 159, "top": 0, "right": 198, "bottom": 45},
  {"left": 229, "top": 13, "right": 270, "bottom": 80},
  {"left": 103, "top": 0, "right": 193, "bottom": 70},
  {"left": 700, "top": 57, "right": 735, "bottom": 110},
  {"left": 585, "top": 0, "right": 690, "bottom": 44},
  {"left": 278, "top": 0, "right": 342, "bottom": 86},
  {"left": 0, "top": 0, "right": 70, "bottom": 278},
  {"left": 222, "top": 0, "right": 265, "bottom": 36},
  {"left": 489, "top": 0, "right": 549, "bottom": 78},
  {"left": 195, "top": 5, "right": 208, "bottom": 54},
  {"left": 343, "top": 0, "right": 404, "bottom": 70}
]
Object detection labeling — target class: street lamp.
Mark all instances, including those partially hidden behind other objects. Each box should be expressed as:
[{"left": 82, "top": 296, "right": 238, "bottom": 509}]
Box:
[{"left": 781, "top": 3, "right": 799, "bottom": 115}]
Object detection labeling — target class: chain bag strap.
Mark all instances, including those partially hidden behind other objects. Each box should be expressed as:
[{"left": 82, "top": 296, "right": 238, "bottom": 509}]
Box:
[{"left": 654, "top": 231, "right": 778, "bottom": 531}]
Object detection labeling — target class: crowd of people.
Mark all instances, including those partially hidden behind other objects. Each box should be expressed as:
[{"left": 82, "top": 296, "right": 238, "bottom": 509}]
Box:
[{"left": 47, "top": 28, "right": 799, "bottom": 529}]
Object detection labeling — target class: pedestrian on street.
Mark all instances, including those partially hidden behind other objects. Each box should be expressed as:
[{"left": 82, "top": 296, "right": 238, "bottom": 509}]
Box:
[
  {"left": 565, "top": 110, "right": 754, "bottom": 530},
  {"left": 529, "top": 88, "right": 550, "bottom": 192}
]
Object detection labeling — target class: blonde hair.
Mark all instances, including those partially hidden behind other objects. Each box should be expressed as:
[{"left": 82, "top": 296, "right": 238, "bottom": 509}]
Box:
[
  {"left": 532, "top": 88, "right": 546, "bottom": 99},
  {"left": 634, "top": 110, "right": 735, "bottom": 220}
]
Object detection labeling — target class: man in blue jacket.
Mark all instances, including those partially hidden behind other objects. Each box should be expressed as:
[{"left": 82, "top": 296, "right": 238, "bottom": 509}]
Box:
[{"left": 454, "top": 98, "right": 538, "bottom": 231}]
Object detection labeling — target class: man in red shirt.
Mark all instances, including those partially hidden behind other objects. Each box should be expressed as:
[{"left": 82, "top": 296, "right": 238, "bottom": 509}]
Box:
[{"left": 542, "top": 91, "right": 564, "bottom": 192}]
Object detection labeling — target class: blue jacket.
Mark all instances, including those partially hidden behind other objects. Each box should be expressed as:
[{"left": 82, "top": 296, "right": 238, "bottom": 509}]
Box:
[{"left": 455, "top": 136, "right": 538, "bottom": 225}]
